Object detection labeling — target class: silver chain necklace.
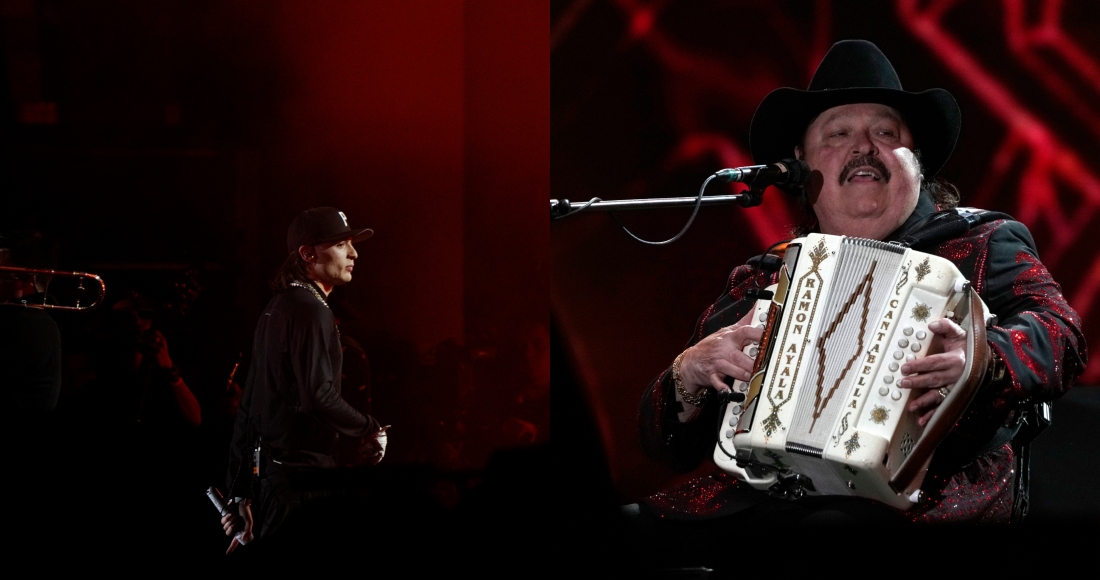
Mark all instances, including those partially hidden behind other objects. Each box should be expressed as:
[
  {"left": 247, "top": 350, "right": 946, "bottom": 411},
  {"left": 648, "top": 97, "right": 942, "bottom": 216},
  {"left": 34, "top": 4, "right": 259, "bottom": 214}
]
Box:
[
  {"left": 290, "top": 281, "right": 328, "bottom": 308},
  {"left": 290, "top": 281, "right": 338, "bottom": 336}
]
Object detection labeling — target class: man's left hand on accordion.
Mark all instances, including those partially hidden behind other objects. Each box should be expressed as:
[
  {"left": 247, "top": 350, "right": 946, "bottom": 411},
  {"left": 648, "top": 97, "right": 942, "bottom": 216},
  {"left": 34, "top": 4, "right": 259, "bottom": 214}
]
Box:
[{"left": 897, "top": 318, "right": 969, "bottom": 426}]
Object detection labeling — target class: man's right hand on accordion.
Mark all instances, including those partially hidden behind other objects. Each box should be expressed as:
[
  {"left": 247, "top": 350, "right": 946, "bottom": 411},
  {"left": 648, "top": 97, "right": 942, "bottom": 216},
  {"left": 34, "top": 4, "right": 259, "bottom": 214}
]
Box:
[
  {"left": 897, "top": 317, "right": 968, "bottom": 426},
  {"left": 674, "top": 310, "right": 763, "bottom": 407}
]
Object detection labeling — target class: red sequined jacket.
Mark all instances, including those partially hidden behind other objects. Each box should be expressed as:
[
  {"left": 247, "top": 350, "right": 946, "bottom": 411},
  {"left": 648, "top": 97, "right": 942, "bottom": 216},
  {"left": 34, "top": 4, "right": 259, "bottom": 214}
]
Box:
[{"left": 637, "top": 196, "right": 1087, "bottom": 523}]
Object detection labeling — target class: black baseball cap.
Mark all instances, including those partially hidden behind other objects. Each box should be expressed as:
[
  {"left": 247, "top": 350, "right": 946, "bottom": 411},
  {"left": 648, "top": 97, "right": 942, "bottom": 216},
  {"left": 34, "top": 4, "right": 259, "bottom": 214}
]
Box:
[{"left": 287, "top": 207, "right": 374, "bottom": 254}]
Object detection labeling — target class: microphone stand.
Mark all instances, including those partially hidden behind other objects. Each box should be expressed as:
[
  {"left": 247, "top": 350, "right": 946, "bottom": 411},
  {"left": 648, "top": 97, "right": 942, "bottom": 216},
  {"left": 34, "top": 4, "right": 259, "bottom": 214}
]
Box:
[
  {"left": 551, "top": 184, "right": 765, "bottom": 219},
  {"left": 552, "top": 160, "right": 809, "bottom": 219}
]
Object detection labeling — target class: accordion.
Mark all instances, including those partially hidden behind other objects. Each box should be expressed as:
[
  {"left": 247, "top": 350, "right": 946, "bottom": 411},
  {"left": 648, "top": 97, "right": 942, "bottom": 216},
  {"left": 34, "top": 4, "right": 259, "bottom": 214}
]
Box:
[{"left": 712, "top": 233, "right": 992, "bottom": 509}]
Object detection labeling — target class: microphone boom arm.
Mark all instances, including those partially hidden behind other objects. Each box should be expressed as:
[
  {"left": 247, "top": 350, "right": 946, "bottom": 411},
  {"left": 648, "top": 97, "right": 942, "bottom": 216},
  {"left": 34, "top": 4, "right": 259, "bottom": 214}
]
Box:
[
  {"left": 551, "top": 159, "right": 805, "bottom": 219},
  {"left": 551, "top": 191, "right": 760, "bottom": 219}
]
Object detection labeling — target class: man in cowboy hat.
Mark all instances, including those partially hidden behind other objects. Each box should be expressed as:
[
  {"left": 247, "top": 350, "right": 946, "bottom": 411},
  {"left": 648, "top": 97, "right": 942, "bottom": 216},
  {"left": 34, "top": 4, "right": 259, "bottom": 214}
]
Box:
[
  {"left": 221, "top": 206, "right": 389, "bottom": 551},
  {"left": 627, "top": 39, "right": 1085, "bottom": 560}
]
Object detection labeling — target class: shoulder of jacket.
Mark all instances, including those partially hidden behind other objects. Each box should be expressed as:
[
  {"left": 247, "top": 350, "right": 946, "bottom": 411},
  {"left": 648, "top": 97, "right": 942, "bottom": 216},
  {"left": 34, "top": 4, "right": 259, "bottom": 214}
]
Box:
[{"left": 272, "top": 287, "right": 329, "bottom": 314}]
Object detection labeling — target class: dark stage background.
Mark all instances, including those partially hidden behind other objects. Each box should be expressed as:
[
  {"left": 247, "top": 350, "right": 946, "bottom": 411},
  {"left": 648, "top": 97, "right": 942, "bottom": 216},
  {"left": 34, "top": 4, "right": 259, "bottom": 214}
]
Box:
[
  {"left": 1, "top": 0, "right": 548, "bottom": 562},
  {"left": 552, "top": 0, "right": 1100, "bottom": 525}
]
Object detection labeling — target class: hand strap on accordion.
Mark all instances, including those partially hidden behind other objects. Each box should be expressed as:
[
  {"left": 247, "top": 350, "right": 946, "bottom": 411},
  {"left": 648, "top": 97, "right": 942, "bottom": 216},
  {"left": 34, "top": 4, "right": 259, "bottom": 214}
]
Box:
[{"left": 888, "top": 289, "right": 992, "bottom": 492}]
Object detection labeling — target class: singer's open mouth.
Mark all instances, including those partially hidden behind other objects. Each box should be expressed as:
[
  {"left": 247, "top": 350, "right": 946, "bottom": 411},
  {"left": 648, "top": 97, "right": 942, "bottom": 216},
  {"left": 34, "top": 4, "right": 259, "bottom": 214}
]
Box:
[
  {"left": 847, "top": 168, "right": 882, "bottom": 182},
  {"left": 839, "top": 156, "right": 891, "bottom": 185}
]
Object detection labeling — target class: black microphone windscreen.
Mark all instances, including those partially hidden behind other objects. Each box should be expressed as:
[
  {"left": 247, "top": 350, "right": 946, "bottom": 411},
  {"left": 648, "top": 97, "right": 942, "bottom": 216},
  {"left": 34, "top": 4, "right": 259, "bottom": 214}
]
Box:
[{"left": 774, "top": 159, "right": 810, "bottom": 187}]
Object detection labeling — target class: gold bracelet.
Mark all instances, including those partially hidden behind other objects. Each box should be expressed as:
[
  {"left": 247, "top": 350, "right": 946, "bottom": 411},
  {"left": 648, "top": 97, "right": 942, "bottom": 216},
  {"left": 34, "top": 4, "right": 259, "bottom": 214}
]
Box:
[{"left": 672, "top": 350, "right": 707, "bottom": 406}]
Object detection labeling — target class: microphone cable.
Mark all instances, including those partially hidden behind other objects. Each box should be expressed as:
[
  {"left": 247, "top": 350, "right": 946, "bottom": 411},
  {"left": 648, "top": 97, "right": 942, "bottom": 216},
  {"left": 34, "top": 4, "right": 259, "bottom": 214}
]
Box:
[{"left": 605, "top": 173, "right": 716, "bottom": 246}]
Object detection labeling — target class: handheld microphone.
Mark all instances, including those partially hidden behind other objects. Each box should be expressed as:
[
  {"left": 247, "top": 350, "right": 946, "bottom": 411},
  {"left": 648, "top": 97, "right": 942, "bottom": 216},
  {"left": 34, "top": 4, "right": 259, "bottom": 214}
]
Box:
[
  {"left": 714, "top": 159, "right": 810, "bottom": 189},
  {"left": 207, "top": 486, "right": 249, "bottom": 553}
]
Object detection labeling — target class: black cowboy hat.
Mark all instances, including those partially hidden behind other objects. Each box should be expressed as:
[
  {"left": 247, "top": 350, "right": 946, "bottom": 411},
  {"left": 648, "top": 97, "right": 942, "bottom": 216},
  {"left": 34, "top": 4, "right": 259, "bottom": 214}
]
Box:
[{"left": 749, "top": 39, "right": 961, "bottom": 179}]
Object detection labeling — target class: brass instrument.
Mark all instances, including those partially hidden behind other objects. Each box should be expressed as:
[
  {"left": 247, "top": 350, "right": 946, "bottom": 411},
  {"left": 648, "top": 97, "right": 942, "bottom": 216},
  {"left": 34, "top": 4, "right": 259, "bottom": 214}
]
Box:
[{"left": 0, "top": 265, "right": 106, "bottom": 310}]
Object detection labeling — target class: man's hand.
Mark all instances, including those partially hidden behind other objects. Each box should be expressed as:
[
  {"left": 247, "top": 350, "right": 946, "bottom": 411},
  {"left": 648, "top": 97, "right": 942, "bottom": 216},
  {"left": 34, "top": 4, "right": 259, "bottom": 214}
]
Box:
[
  {"left": 358, "top": 425, "right": 389, "bottom": 466},
  {"left": 898, "top": 318, "right": 968, "bottom": 426},
  {"left": 220, "top": 500, "right": 254, "bottom": 554},
  {"left": 678, "top": 310, "right": 764, "bottom": 396},
  {"left": 149, "top": 329, "right": 174, "bottom": 369}
]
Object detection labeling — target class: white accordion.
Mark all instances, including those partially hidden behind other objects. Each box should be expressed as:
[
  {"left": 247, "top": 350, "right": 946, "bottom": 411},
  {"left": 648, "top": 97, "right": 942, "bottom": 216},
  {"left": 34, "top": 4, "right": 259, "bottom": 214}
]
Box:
[{"left": 713, "top": 233, "right": 992, "bottom": 509}]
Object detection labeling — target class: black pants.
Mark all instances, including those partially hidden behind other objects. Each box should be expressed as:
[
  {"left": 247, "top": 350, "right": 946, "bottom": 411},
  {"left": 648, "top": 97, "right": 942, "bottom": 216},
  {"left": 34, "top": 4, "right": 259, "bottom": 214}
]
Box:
[{"left": 252, "top": 466, "right": 304, "bottom": 542}]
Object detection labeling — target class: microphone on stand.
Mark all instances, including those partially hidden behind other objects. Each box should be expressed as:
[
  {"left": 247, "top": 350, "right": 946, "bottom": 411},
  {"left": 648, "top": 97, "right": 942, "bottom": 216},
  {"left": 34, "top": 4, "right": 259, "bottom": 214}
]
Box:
[
  {"left": 713, "top": 158, "right": 810, "bottom": 189},
  {"left": 713, "top": 158, "right": 810, "bottom": 207}
]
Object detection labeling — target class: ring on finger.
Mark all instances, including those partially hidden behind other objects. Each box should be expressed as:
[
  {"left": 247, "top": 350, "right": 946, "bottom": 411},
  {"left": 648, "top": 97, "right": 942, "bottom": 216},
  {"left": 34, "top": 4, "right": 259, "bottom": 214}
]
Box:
[{"left": 937, "top": 387, "right": 949, "bottom": 400}]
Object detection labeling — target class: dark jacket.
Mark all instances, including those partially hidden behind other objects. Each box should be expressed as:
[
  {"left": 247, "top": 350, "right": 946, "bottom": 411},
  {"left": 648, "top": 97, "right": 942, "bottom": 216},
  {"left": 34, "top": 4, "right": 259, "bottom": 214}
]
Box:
[{"left": 227, "top": 283, "right": 380, "bottom": 498}]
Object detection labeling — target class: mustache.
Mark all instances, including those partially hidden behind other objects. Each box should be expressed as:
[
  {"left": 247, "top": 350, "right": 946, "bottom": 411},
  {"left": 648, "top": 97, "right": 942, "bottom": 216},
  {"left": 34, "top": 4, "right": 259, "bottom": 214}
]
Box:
[{"left": 838, "top": 155, "right": 891, "bottom": 185}]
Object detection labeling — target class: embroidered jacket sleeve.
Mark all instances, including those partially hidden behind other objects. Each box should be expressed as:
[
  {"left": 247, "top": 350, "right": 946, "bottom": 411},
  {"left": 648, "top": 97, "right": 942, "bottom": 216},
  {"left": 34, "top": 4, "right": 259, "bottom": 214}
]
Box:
[
  {"left": 637, "top": 262, "right": 776, "bottom": 473},
  {"left": 946, "top": 220, "right": 1086, "bottom": 411}
]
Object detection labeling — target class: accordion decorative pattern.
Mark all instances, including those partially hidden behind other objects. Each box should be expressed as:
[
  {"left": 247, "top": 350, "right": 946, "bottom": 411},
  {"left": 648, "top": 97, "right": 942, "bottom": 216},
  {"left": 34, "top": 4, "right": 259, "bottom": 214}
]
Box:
[{"left": 713, "top": 233, "right": 989, "bottom": 509}]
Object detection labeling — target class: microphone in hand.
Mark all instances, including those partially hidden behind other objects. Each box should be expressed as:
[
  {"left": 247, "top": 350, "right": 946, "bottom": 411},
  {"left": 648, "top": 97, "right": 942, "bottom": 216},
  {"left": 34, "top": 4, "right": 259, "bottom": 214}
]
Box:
[{"left": 207, "top": 486, "right": 252, "bottom": 553}]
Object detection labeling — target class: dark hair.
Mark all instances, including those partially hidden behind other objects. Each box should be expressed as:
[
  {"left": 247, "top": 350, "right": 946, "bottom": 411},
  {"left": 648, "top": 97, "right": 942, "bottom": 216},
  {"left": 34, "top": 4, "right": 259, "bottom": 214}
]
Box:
[
  {"left": 788, "top": 149, "right": 959, "bottom": 237},
  {"left": 269, "top": 250, "right": 312, "bottom": 292}
]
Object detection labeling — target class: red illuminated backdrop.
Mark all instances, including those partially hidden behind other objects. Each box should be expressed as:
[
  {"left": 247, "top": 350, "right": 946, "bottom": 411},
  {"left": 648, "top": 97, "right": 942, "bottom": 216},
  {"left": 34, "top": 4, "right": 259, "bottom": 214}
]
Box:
[
  {"left": 1, "top": 0, "right": 548, "bottom": 553},
  {"left": 552, "top": 0, "right": 1100, "bottom": 503},
  {"left": 2, "top": 0, "right": 546, "bottom": 465}
]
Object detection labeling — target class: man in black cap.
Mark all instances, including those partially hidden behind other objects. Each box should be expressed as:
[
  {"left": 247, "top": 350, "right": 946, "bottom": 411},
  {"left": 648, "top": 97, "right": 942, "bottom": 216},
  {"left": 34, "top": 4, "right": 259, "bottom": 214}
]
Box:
[
  {"left": 626, "top": 39, "right": 1086, "bottom": 561},
  {"left": 221, "top": 206, "right": 387, "bottom": 550}
]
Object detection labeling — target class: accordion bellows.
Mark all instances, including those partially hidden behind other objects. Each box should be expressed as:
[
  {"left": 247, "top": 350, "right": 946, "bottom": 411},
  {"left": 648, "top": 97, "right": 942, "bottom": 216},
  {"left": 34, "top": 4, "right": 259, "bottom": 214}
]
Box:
[{"left": 713, "top": 233, "right": 991, "bottom": 509}]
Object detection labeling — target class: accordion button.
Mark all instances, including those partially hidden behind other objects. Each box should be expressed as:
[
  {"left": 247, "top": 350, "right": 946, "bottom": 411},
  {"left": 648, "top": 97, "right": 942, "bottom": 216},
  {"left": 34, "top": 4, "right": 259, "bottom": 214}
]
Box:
[
  {"left": 736, "top": 382, "right": 748, "bottom": 393},
  {"left": 748, "top": 347, "right": 759, "bottom": 357},
  {"left": 889, "top": 362, "right": 899, "bottom": 372},
  {"left": 906, "top": 354, "right": 916, "bottom": 361},
  {"left": 725, "top": 429, "right": 735, "bottom": 439},
  {"left": 903, "top": 326, "right": 914, "bottom": 336},
  {"left": 891, "top": 391, "right": 902, "bottom": 401},
  {"left": 730, "top": 404, "right": 742, "bottom": 416},
  {"left": 758, "top": 312, "right": 767, "bottom": 323},
  {"left": 911, "top": 343, "right": 921, "bottom": 352},
  {"left": 883, "top": 375, "right": 893, "bottom": 384},
  {"left": 897, "top": 338, "right": 909, "bottom": 348},
  {"left": 878, "top": 386, "right": 889, "bottom": 396},
  {"left": 893, "top": 350, "right": 904, "bottom": 360},
  {"left": 916, "top": 330, "right": 927, "bottom": 340},
  {"left": 729, "top": 416, "right": 737, "bottom": 426}
]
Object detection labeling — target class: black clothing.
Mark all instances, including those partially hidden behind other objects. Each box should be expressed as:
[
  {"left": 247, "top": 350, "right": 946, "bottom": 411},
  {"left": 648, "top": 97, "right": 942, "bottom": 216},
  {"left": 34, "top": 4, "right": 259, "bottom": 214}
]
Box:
[
  {"left": 0, "top": 304, "right": 62, "bottom": 416},
  {"left": 226, "top": 283, "right": 381, "bottom": 537}
]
